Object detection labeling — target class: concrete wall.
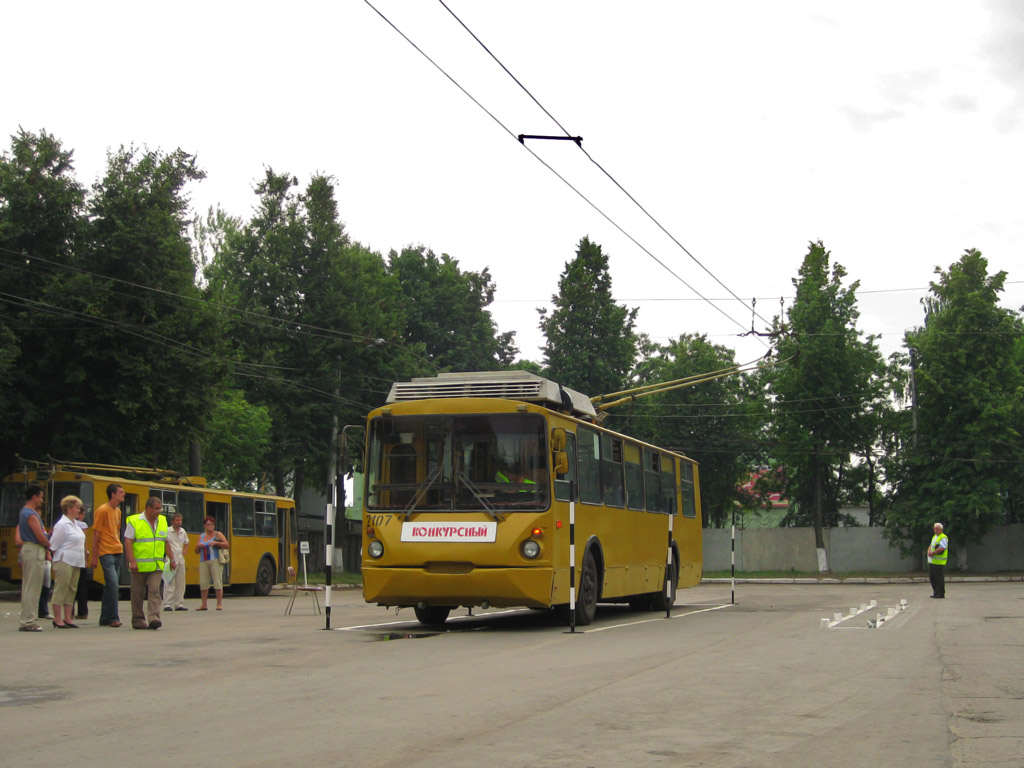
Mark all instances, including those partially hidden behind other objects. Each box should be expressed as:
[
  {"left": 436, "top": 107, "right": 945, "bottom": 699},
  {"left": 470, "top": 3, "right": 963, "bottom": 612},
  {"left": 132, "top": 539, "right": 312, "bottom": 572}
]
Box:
[{"left": 703, "top": 524, "right": 1024, "bottom": 573}]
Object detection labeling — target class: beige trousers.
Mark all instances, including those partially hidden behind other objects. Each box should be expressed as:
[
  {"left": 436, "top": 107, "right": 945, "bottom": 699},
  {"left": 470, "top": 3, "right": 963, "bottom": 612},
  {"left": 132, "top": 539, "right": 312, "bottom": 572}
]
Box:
[{"left": 19, "top": 541, "right": 47, "bottom": 627}]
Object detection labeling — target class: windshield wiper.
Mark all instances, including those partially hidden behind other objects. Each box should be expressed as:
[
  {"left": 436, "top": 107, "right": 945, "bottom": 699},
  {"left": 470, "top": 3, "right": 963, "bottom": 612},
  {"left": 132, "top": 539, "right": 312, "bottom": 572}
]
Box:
[
  {"left": 455, "top": 470, "right": 504, "bottom": 522},
  {"left": 400, "top": 465, "right": 443, "bottom": 520}
]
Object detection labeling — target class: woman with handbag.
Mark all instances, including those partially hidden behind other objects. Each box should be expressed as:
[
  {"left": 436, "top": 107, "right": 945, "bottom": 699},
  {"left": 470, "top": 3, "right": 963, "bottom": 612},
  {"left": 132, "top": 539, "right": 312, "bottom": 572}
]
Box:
[{"left": 195, "top": 517, "right": 229, "bottom": 611}]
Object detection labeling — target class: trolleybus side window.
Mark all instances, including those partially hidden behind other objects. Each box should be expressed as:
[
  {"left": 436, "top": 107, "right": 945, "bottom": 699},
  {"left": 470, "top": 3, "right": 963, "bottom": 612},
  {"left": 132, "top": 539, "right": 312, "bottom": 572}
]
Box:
[
  {"left": 681, "top": 462, "right": 697, "bottom": 518},
  {"left": 553, "top": 431, "right": 577, "bottom": 502},
  {"left": 255, "top": 500, "right": 277, "bottom": 537},
  {"left": 121, "top": 493, "right": 138, "bottom": 520},
  {"left": 0, "top": 484, "right": 21, "bottom": 527},
  {"left": 578, "top": 427, "right": 602, "bottom": 505},
  {"left": 232, "top": 497, "right": 255, "bottom": 536},
  {"left": 179, "top": 490, "right": 205, "bottom": 533},
  {"left": 644, "top": 449, "right": 662, "bottom": 513},
  {"left": 601, "top": 434, "right": 625, "bottom": 508},
  {"left": 624, "top": 442, "right": 644, "bottom": 511},
  {"left": 149, "top": 488, "right": 177, "bottom": 519},
  {"left": 47, "top": 482, "right": 94, "bottom": 526},
  {"left": 661, "top": 455, "right": 677, "bottom": 515}
]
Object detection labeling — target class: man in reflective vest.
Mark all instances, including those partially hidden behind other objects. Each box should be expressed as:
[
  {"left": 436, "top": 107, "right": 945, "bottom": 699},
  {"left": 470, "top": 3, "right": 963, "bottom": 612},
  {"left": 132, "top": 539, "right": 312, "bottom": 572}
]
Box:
[
  {"left": 124, "top": 497, "right": 174, "bottom": 629},
  {"left": 495, "top": 463, "right": 536, "bottom": 491},
  {"left": 927, "top": 522, "right": 948, "bottom": 599}
]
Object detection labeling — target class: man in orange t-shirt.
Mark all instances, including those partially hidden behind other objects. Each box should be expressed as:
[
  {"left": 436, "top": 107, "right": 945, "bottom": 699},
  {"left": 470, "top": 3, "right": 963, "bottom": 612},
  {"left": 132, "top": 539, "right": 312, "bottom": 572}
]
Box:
[{"left": 89, "top": 484, "right": 126, "bottom": 627}]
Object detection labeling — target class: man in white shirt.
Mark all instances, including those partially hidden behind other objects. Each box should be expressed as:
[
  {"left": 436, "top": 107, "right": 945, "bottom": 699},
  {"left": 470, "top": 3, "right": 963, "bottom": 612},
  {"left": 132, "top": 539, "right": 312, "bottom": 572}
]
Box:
[{"left": 162, "top": 512, "right": 190, "bottom": 612}]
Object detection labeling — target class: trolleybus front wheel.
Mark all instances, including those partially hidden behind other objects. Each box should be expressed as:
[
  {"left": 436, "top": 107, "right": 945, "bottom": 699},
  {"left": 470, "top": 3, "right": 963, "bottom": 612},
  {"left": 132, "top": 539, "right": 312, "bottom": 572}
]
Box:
[{"left": 414, "top": 605, "right": 452, "bottom": 626}]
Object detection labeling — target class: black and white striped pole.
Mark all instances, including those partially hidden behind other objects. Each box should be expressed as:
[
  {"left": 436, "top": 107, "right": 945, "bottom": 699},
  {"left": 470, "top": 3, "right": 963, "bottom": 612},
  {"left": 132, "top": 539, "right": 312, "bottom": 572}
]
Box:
[
  {"left": 568, "top": 482, "right": 577, "bottom": 634},
  {"left": 731, "top": 505, "right": 736, "bottom": 605},
  {"left": 324, "top": 483, "right": 335, "bottom": 630},
  {"left": 665, "top": 514, "right": 674, "bottom": 619}
]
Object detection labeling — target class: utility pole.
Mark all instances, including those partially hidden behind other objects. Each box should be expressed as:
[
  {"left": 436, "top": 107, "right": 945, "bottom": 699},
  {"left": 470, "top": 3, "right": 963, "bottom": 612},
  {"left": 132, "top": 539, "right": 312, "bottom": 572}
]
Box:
[{"left": 908, "top": 348, "right": 920, "bottom": 448}]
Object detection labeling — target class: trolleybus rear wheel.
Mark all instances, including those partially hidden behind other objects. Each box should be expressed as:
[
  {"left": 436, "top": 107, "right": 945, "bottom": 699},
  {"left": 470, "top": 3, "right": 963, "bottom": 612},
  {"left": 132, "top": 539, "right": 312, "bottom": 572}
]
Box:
[
  {"left": 414, "top": 605, "right": 452, "bottom": 626},
  {"left": 254, "top": 557, "right": 275, "bottom": 596},
  {"left": 576, "top": 551, "right": 599, "bottom": 626}
]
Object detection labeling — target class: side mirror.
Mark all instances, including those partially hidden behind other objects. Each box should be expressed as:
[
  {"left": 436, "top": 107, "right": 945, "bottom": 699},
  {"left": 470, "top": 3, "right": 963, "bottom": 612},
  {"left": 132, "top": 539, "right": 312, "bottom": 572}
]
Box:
[
  {"left": 553, "top": 451, "right": 569, "bottom": 477},
  {"left": 550, "top": 427, "right": 567, "bottom": 452}
]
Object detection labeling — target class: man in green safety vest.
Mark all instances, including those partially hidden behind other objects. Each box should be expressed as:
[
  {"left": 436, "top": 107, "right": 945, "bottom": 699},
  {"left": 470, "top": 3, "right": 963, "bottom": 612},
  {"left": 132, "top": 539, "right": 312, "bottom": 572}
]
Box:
[
  {"left": 124, "top": 497, "right": 174, "bottom": 629},
  {"left": 927, "top": 522, "right": 948, "bottom": 599},
  {"left": 495, "top": 462, "right": 536, "bottom": 492}
]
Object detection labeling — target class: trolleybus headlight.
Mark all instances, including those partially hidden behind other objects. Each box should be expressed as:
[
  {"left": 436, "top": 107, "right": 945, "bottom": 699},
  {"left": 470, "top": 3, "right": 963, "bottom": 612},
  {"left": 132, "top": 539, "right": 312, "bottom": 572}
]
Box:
[
  {"left": 521, "top": 539, "right": 540, "bottom": 559},
  {"left": 368, "top": 540, "right": 384, "bottom": 559}
]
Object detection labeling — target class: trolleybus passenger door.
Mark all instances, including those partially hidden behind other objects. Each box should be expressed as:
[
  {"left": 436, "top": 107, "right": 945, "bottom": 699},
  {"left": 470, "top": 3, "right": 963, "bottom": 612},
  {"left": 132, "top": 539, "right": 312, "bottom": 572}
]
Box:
[
  {"left": 119, "top": 493, "right": 139, "bottom": 585},
  {"left": 277, "top": 506, "right": 288, "bottom": 581}
]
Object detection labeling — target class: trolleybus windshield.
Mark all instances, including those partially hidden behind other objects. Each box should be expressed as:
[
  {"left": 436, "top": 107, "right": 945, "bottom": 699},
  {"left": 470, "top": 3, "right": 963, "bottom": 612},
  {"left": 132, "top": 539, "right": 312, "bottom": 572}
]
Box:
[{"left": 367, "top": 413, "right": 549, "bottom": 512}]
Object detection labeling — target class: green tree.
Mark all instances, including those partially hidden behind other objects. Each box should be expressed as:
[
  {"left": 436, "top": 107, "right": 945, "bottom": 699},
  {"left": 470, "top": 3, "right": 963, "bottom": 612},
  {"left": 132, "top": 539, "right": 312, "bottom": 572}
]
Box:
[
  {"left": 764, "top": 241, "right": 887, "bottom": 558},
  {"left": 539, "top": 236, "right": 637, "bottom": 399},
  {"left": 886, "top": 250, "right": 1024, "bottom": 560},
  {"left": 201, "top": 389, "right": 273, "bottom": 490},
  {"left": 629, "top": 334, "right": 764, "bottom": 527},
  {"left": 0, "top": 129, "right": 85, "bottom": 469},
  {"left": 387, "top": 246, "right": 516, "bottom": 371},
  {"left": 206, "top": 171, "right": 404, "bottom": 503},
  {"left": 66, "top": 146, "right": 225, "bottom": 468}
]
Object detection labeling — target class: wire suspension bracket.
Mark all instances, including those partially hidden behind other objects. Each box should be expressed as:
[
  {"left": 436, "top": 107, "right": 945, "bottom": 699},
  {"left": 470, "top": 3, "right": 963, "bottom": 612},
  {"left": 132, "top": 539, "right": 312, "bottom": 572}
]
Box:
[{"left": 518, "top": 134, "right": 582, "bottom": 146}]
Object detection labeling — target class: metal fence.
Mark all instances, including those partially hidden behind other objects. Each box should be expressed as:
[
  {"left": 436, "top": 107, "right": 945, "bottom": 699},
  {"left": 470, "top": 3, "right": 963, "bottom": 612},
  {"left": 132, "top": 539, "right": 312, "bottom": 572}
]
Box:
[{"left": 703, "top": 524, "right": 1024, "bottom": 573}]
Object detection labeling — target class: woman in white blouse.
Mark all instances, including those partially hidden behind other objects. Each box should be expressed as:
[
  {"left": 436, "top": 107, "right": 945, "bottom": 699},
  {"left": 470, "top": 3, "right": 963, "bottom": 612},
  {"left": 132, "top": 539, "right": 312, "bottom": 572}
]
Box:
[{"left": 49, "top": 495, "right": 87, "bottom": 628}]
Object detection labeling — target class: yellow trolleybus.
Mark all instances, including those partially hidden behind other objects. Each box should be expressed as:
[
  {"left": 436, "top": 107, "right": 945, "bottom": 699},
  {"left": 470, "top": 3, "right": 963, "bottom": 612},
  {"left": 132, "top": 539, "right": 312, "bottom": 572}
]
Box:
[
  {"left": 361, "top": 372, "right": 703, "bottom": 626},
  {"left": 0, "top": 461, "right": 297, "bottom": 596}
]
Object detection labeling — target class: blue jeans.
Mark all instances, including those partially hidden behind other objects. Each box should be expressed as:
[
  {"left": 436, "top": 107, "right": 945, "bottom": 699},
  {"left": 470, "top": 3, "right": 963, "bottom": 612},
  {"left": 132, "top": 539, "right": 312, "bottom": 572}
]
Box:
[{"left": 99, "top": 554, "right": 122, "bottom": 624}]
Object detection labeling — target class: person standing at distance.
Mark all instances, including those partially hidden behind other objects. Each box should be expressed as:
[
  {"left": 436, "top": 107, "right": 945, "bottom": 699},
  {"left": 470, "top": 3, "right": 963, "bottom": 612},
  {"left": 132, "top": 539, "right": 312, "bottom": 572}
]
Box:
[
  {"left": 73, "top": 504, "right": 91, "bottom": 620},
  {"left": 162, "top": 512, "right": 189, "bottom": 612},
  {"left": 196, "top": 517, "right": 228, "bottom": 611},
  {"left": 17, "top": 485, "right": 51, "bottom": 632},
  {"left": 48, "top": 495, "right": 87, "bottom": 628},
  {"left": 90, "top": 484, "right": 126, "bottom": 627},
  {"left": 927, "top": 522, "right": 949, "bottom": 599}
]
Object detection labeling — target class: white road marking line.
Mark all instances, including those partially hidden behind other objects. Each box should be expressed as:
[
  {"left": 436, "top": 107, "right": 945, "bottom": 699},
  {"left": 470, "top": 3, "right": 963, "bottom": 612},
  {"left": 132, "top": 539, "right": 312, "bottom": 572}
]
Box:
[
  {"left": 585, "top": 603, "right": 733, "bottom": 633},
  {"left": 335, "top": 604, "right": 733, "bottom": 633}
]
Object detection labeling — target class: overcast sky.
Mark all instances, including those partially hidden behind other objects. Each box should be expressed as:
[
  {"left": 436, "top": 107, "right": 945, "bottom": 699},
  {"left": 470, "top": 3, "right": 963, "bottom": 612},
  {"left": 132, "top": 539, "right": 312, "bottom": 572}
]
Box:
[{"left": 5, "top": 1, "right": 1022, "bottom": 368}]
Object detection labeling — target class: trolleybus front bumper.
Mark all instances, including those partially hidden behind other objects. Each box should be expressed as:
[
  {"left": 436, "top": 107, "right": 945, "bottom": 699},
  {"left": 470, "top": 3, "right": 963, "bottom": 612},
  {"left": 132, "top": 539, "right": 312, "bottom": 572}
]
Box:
[{"left": 362, "top": 565, "right": 556, "bottom": 609}]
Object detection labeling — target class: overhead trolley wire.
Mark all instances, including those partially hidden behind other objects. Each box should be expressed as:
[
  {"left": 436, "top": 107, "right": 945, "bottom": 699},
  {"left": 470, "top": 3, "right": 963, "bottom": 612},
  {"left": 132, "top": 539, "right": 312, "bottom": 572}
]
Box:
[
  {"left": 0, "top": 246, "right": 386, "bottom": 348},
  {"left": 436, "top": 0, "right": 775, "bottom": 336},
  {"left": 0, "top": 289, "right": 381, "bottom": 408},
  {"left": 0, "top": 246, "right": 439, "bottom": 376},
  {"left": 362, "top": 0, "right": 751, "bottom": 336},
  {"left": 429, "top": 2, "right": 876, "bottom": 445}
]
